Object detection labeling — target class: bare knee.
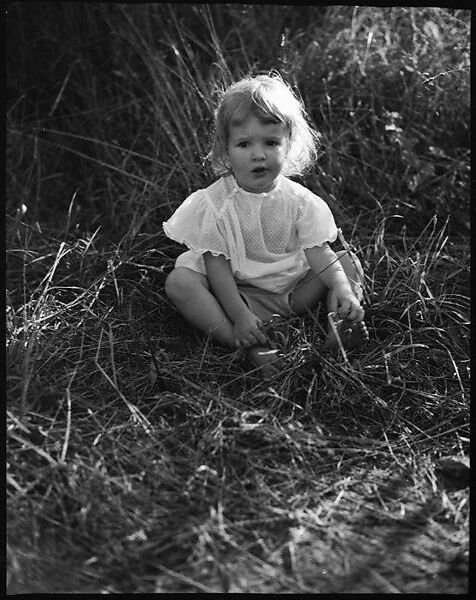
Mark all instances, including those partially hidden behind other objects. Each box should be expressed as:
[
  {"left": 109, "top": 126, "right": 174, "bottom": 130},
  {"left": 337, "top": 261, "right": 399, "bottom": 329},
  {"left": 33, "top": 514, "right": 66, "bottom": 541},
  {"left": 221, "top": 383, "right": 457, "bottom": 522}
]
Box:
[
  {"left": 165, "top": 268, "right": 208, "bottom": 305},
  {"left": 165, "top": 268, "right": 191, "bottom": 304}
]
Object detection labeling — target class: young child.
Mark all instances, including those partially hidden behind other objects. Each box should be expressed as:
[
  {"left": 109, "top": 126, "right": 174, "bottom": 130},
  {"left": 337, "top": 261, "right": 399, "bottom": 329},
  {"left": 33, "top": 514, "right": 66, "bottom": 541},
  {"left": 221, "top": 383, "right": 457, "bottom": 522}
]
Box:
[{"left": 163, "top": 73, "right": 368, "bottom": 375}]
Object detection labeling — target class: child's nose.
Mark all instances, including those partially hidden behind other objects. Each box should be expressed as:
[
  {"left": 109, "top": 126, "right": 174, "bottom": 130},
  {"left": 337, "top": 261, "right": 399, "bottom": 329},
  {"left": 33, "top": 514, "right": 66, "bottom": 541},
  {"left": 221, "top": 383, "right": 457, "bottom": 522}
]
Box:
[{"left": 252, "top": 145, "right": 266, "bottom": 160}]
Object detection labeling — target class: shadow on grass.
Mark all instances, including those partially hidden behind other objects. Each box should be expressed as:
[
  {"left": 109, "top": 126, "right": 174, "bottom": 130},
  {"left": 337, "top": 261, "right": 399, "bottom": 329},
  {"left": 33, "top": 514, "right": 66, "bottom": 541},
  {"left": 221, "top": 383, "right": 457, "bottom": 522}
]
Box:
[{"left": 323, "top": 469, "right": 469, "bottom": 594}]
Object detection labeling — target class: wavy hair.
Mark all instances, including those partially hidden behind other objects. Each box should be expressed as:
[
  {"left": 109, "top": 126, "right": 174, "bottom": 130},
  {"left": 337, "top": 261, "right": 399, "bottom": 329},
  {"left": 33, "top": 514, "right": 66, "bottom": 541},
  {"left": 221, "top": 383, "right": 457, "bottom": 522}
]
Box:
[{"left": 209, "top": 73, "right": 320, "bottom": 177}]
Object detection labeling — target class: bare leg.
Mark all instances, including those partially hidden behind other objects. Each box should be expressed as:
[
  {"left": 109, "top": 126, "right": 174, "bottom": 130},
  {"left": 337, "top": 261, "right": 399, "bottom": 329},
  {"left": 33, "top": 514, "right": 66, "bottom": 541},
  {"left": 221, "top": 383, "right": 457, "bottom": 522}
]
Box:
[
  {"left": 165, "top": 267, "right": 236, "bottom": 347},
  {"left": 290, "top": 251, "right": 368, "bottom": 351},
  {"left": 166, "top": 267, "right": 283, "bottom": 375}
]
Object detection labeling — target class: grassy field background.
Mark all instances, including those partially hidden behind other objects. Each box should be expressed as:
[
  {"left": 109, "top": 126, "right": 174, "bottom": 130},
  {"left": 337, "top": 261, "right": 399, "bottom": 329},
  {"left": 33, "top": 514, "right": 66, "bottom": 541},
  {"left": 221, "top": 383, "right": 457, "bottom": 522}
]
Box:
[{"left": 6, "top": 4, "right": 470, "bottom": 593}]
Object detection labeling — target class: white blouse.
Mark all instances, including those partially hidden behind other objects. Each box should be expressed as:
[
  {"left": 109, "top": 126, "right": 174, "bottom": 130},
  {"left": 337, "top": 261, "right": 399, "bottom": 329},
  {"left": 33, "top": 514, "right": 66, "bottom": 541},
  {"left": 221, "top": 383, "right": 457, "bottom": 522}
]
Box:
[{"left": 163, "top": 174, "right": 338, "bottom": 294}]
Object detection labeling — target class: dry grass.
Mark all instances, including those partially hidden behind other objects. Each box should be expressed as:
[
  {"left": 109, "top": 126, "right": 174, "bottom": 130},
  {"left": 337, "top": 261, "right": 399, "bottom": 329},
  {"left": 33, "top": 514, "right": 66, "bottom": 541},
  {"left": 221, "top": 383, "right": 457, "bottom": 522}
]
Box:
[{"left": 6, "top": 4, "right": 469, "bottom": 594}]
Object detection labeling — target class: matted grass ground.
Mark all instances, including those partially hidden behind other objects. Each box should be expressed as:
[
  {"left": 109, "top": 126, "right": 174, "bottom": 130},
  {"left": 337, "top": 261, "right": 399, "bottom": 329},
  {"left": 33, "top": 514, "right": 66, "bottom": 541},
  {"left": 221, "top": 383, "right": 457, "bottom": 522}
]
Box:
[{"left": 6, "top": 4, "right": 469, "bottom": 594}]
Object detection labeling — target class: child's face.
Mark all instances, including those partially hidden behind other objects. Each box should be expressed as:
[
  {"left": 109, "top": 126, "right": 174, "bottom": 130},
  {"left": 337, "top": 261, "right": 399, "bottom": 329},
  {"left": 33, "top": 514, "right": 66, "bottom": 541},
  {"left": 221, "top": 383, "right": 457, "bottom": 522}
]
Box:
[{"left": 226, "top": 115, "right": 288, "bottom": 193}]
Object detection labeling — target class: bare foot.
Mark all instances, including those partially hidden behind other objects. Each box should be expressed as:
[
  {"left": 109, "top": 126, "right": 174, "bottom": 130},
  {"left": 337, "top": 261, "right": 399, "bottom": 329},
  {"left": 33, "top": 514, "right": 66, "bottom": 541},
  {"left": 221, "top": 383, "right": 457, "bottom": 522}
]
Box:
[
  {"left": 324, "top": 318, "right": 369, "bottom": 353},
  {"left": 247, "top": 345, "right": 285, "bottom": 378}
]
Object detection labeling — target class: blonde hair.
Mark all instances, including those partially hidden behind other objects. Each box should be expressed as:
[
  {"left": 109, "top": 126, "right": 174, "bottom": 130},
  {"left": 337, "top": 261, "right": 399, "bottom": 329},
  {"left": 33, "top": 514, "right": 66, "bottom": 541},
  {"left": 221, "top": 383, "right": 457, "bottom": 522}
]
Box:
[{"left": 209, "top": 73, "right": 320, "bottom": 177}]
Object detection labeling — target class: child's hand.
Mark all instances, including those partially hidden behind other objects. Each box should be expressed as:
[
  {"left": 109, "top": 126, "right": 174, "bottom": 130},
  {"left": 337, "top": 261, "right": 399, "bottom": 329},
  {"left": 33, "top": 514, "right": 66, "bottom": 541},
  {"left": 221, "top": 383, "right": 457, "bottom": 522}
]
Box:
[
  {"left": 329, "top": 283, "right": 364, "bottom": 322},
  {"left": 233, "top": 309, "right": 269, "bottom": 348}
]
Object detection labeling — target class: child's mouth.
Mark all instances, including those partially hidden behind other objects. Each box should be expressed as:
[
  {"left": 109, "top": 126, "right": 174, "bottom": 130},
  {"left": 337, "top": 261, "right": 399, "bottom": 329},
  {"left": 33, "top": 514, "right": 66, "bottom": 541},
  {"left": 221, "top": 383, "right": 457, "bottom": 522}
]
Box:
[{"left": 252, "top": 167, "right": 267, "bottom": 174}]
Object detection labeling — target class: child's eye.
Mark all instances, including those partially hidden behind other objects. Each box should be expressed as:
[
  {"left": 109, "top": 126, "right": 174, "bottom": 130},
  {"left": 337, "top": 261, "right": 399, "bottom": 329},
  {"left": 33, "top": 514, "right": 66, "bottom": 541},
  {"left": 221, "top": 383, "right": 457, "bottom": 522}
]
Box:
[
  {"left": 266, "top": 140, "right": 280, "bottom": 146},
  {"left": 237, "top": 142, "right": 248, "bottom": 148}
]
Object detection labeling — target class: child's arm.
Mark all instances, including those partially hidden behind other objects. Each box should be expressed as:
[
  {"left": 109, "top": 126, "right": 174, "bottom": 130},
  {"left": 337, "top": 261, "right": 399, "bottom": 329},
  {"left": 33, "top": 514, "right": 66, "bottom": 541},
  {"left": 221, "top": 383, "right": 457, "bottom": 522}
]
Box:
[
  {"left": 203, "top": 253, "right": 269, "bottom": 348},
  {"left": 304, "top": 244, "right": 364, "bottom": 322}
]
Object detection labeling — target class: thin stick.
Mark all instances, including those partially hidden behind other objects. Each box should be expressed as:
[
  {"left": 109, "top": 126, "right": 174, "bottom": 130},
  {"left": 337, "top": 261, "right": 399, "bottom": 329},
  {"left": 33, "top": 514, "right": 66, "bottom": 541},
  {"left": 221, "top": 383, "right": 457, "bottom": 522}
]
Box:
[
  {"left": 60, "top": 366, "right": 78, "bottom": 463},
  {"left": 337, "top": 228, "right": 369, "bottom": 302},
  {"left": 155, "top": 564, "right": 217, "bottom": 594},
  {"left": 8, "top": 432, "right": 57, "bottom": 466},
  {"left": 327, "top": 312, "right": 350, "bottom": 366},
  {"left": 60, "top": 387, "right": 72, "bottom": 463}
]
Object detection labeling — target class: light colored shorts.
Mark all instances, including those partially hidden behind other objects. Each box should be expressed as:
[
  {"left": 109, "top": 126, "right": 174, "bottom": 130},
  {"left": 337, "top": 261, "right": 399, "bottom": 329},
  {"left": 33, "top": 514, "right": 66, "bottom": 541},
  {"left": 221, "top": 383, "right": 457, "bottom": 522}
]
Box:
[
  {"left": 237, "top": 281, "right": 295, "bottom": 322},
  {"left": 175, "top": 263, "right": 311, "bottom": 323}
]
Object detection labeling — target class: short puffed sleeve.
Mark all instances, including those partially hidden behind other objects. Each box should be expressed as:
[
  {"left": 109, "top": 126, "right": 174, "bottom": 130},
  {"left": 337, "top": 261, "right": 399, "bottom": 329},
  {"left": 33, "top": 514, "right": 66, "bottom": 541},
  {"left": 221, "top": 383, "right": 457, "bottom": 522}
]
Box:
[
  {"left": 295, "top": 191, "right": 339, "bottom": 249},
  {"left": 162, "top": 190, "right": 230, "bottom": 259}
]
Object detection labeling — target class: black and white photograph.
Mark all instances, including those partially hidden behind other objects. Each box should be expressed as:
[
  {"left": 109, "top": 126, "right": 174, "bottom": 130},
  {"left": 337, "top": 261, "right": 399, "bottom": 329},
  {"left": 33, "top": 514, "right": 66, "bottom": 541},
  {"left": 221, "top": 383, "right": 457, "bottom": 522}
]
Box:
[{"left": 6, "top": 3, "right": 470, "bottom": 594}]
